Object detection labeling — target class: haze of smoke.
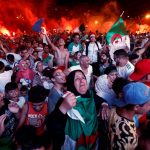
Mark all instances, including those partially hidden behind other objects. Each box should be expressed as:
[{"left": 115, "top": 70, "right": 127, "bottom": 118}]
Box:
[{"left": 0, "top": 0, "right": 149, "bottom": 33}]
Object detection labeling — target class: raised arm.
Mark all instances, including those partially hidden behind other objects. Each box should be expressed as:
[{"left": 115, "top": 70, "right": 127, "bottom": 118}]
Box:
[
  {"left": 64, "top": 51, "right": 70, "bottom": 69},
  {"left": 45, "top": 34, "right": 58, "bottom": 51},
  {"left": 17, "top": 103, "right": 28, "bottom": 129},
  {"left": 0, "top": 114, "right": 7, "bottom": 137},
  {"left": 0, "top": 40, "right": 8, "bottom": 53},
  {"left": 41, "top": 27, "right": 58, "bottom": 51}
]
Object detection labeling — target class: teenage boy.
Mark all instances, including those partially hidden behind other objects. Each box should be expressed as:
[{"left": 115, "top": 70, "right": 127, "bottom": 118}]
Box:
[
  {"left": 109, "top": 82, "right": 150, "bottom": 149},
  {"left": 0, "top": 83, "right": 24, "bottom": 149},
  {"left": 48, "top": 66, "right": 66, "bottom": 114},
  {"left": 4, "top": 82, "right": 27, "bottom": 129},
  {"left": 25, "top": 86, "right": 48, "bottom": 135}
]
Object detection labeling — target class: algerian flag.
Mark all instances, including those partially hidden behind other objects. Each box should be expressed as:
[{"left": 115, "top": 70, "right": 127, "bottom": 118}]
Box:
[{"left": 106, "top": 17, "right": 130, "bottom": 61}]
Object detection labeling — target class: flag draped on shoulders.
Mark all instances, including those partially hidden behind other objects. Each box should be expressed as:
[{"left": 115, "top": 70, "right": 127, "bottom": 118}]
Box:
[
  {"left": 106, "top": 17, "right": 130, "bottom": 61},
  {"left": 61, "top": 93, "right": 98, "bottom": 150}
]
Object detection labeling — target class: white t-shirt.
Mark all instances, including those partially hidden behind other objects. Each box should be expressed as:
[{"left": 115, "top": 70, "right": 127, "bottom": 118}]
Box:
[
  {"left": 0, "top": 70, "right": 13, "bottom": 92},
  {"left": 87, "top": 42, "right": 102, "bottom": 63},
  {"left": 95, "top": 74, "right": 116, "bottom": 106},
  {"left": 117, "top": 61, "right": 135, "bottom": 79},
  {"left": 72, "top": 45, "right": 80, "bottom": 54},
  {"left": 6, "top": 53, "right": 21, "bottom": 62},
  {"left": 0, "top": 59, "right": 8, "bottom": 66},
  {"left": 5, "top": 53, "right": 21, "bottom": 68},
  {"left": 69, "top": 65, "right": 93, "bottom": 88}
]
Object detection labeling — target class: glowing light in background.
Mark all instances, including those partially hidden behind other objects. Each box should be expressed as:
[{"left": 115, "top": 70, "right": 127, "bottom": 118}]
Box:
[
  {"left": 145, "top": 14, "right": 150, "bottom": 19},
  {"left": 0, "top": 1, "right": 149, "bottom": 33},
  {"left": 94, "top": 20, "right": 99, "bottom": 25},
  {"left": 0, "top": 27, "right": 10, "bottom": 36},
  {"left": 12, "top": 32, "right": 15, "bottom": 36},
  {"left": 16, "top": 14, "right": 24, "bottom": 20},
  {"left": 65, "top": 25, "right": 72, "bottom": 32},
  {"left": 136, "top": 24, "right": 150, "bottom": 33}
]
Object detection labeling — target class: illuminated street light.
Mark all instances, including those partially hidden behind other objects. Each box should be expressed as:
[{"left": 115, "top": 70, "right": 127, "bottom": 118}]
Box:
[
  {"left": 145, "top": 14, "right": 150, "bottom": 19},
  {"left": 94, "top": 20, "right": 98, "bottom": 25}
]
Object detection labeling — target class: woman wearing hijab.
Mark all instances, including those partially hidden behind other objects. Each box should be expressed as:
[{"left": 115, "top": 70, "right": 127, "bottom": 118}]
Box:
[
  {"left": 32, "top": 61, "right": 53, "bottom": 90},
  {"left": 16, "top": 60, "right": 35, "bottom": 85},
  {"left": 62, "top": 70, "right": 98, "bottom": 150},
  {"left": 32, "top": 61, "right": 44, "bottom": 87}
]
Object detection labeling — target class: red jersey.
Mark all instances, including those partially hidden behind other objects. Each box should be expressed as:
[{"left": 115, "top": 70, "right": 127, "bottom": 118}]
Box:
[{"left": 25, "top": 102, "right": 48, "bottom": 135}]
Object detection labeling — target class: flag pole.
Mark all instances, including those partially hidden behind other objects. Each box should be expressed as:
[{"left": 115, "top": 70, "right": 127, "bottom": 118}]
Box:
[{"left": 120, "top": 11, "right": 125, "bottom": 17}]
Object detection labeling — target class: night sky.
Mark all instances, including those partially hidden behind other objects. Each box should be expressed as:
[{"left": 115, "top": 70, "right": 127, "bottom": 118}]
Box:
[
  {"left": 55, "top": 0, "right": 149, "bottom": 17},
  {"left": 0, "top": 0, "right": 149, "bottom": 32}
]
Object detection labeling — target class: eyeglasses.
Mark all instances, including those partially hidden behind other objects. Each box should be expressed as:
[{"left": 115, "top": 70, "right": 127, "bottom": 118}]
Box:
[{"left": 54, "top": 72, "right": 63, "bottom": 77}]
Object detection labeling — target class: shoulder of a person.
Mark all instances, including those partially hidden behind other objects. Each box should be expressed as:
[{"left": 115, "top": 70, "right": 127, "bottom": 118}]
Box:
[
  {"left": 68, "top": 42, "right": 74, "bottom": 47},
  {"left": 49, "top": 87, "right": 60, "bottom": 96},
  {"left": 126, "top": 61, "right": 134, "bottom": 70},
  {"left": 54, "top": 46, "right": 59, "bottom": 51},
  {"left": 49, "top": 53, "right": 54, "bottom": 57},
  {"left": 69, "top": 65, "right": 80, "bottom": 70},
  {"left": 96, "top": 41, "right": 100, "bottom": 44},
  {"left": 109, "top": 107, "right": 123, "bottom": 122},
  {"left": 3, "top": 69, "right": 13, "bottom": 75},
  {"left": 3, "top": 61, "right": 9, "bottom": 66},
  {"left": 88, "top": 42, "right": 94, "bottom": 45},
  {"left": 88, "top": 65, "right": 93, "bottom": 71},
  {"left": 96, "top": 74, "right": 107, "bottom": 82},
  {"left": 79, "top": 43, "right": 82, "bottom": 46},
  {"left": 7, "top": 52, "right": 20, "bottom": 57},
  {"left": 97, "top": 41, "right": 102, "bottom": 47},
  {"left": 93, "top": 41, "right": 101, "bottom": 50},
  {"left": 65, "top": 49, "right": 69, "bottom": 53}
]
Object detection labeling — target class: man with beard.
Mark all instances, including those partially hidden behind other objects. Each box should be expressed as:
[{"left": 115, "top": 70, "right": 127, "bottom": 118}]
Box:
[{"left": 99, "top": 51, "right": 112, "bottom": 76}]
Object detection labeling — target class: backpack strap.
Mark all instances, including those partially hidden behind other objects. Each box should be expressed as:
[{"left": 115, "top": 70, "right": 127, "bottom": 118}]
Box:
[
  {"left": 85, "top": 42, "right": 90, "bottom": 56},
  {"left": 95, "top": 41, "right": 100, "bottom": 51}
]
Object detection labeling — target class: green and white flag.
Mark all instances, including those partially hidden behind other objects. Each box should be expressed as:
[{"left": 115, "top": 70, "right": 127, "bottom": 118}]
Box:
[{"left": 106, "top": 17, "right": 130, "bottom": 60}]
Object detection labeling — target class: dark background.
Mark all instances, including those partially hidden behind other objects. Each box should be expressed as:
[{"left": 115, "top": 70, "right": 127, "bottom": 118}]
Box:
[{"left": 54, "top": 0, "right": 149, "bottom": 17}]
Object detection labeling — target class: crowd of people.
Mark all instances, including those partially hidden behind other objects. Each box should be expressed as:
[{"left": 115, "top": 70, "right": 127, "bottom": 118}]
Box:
[{"left": 0, "top": 29, "right": 150, "bottom": 150}]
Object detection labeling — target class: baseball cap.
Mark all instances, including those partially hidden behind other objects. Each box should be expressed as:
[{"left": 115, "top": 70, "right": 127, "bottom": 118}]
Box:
[
  {"left": 129, "top": 59, "right": 150, "bottom": 81},
  {"left": 113, "top": 82, "right": 150, "bottom": 107}
]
